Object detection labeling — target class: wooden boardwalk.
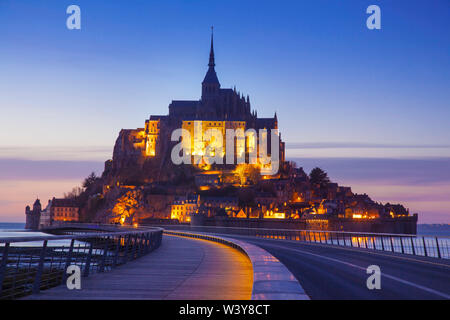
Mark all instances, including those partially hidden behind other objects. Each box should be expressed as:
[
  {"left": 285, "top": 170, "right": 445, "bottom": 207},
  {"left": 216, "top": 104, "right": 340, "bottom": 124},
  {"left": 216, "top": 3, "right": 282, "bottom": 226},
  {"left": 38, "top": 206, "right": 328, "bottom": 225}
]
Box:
[{"left": 23, "top": 235, "right": 253, "bottom": 300}]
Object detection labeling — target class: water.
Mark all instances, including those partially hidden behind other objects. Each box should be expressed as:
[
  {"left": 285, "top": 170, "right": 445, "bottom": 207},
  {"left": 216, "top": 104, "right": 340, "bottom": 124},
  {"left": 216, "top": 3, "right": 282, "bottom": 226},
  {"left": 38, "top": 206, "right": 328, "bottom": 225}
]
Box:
[
  {"left": 0, "top": 222, "right": 26, "bottom": 231},
  {"left": 0, "top": 222, "right": 50, "bottom": 241},
  {"left": 0, "top": 222, "right": 78, "bottom": 247},
  {"left": 417, "top": 224, "right": 450, "bottom": 237}
]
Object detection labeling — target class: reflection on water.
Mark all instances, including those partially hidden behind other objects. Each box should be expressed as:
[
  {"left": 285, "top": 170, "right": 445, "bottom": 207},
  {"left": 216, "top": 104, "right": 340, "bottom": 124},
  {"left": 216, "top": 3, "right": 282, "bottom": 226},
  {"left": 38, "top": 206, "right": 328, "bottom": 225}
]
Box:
[{"left": 0, "top": 230, "right": 83, "bottom": 247}]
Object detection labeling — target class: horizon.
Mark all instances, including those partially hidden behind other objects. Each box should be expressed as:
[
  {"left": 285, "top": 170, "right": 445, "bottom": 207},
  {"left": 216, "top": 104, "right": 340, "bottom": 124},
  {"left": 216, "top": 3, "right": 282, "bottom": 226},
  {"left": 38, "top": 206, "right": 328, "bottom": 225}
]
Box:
[{"left": 1, "top": 0, "right": 450, "bottom": 223}]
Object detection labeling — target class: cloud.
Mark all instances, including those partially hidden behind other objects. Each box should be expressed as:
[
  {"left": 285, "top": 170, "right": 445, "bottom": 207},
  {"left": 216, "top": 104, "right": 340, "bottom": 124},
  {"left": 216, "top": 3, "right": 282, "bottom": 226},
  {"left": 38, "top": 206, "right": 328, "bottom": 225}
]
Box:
[
  {"left": 0, "top": 159, "right": 104, "bottom": 180},
  {"left": 0, "top": 146, "right": 112, "bottom": 161},
  {"left": 289, "top": 157, "right": 450, "bottom": 223},
  {"left": 290, "top": 157, "right": 450, "bottom": 185},
  {"left": 286, "top": 142, "right": 450, "bottom": 149}
]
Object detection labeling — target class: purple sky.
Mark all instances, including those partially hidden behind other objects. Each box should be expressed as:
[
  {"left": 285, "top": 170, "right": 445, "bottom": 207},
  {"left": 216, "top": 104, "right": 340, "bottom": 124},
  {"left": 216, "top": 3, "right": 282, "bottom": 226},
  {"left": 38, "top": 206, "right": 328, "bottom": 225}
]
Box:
[
  {"left": 1, "top": 152, "right": 449, "bottom": 223},
  {"left": 0, "top": 1, "right": 449, "bottom": 223}
]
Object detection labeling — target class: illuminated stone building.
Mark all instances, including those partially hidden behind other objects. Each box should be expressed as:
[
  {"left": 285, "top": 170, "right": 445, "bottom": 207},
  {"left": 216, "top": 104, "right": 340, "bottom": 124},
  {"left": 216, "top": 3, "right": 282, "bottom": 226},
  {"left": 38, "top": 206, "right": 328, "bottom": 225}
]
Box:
[
  {"left": 112, "top": 32, "right": 285, "bottom": 174},
  {"left": 170, "top": 194, "right": 200, "bottom": 223},
  {"left": 100, "top": 32, "right": 417, "bottom": 234},
  {"left": 51, "top": 198, "right": 80, "bottom": 222}
]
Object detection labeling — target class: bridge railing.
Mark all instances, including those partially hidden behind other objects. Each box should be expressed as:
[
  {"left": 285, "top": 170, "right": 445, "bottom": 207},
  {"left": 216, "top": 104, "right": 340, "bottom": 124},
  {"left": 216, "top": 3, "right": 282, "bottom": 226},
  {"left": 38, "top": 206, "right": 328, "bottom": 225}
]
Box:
[
  {"left": 155, "top": 225, "right": 449, "bottom": 260},
  {"left": 0, "top": 226, "right": 163, "bottom": 299}
]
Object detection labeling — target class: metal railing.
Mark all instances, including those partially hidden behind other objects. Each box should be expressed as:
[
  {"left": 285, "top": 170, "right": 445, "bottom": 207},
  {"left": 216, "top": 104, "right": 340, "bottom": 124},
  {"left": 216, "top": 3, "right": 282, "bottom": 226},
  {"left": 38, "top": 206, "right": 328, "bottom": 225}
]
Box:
[
  {"left": 156, "top": 225, "right": 450, "bottom": 260},
  {"left": 0, "top": 226, "right": 163, "bottom": 299}
]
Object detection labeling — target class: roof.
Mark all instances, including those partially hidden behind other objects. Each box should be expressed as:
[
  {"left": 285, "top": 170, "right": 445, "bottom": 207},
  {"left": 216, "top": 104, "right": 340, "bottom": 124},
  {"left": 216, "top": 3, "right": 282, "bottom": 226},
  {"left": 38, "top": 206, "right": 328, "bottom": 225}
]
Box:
[
  {"left": 51, "top": 198, "right": 78, "bottom": 208},
  {"left": 169, "top": 100, "right": 199, "bottom": 108},
  {"left": 220, "top": 88, "right": 234, "bottom": 94},
  {"left": 202, "top": 196, "right": 237, "bottom": 202},
  {"left": 149, "top": 115, "right": 168, "bottom": 121},
  {"left": 256, "top": 118, "right": 276, "bottom": 128},
  {"left": 202, "top": 67, "right": 220, "bottom": 85},
  {"left": 182, "top": 117, "right": 246, "bottom": 122}
]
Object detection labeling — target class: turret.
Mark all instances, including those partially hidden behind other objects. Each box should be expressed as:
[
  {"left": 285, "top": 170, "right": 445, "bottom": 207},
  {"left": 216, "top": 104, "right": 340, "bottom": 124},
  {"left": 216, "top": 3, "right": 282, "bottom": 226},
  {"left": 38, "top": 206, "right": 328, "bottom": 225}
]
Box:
[{"left": 33, "top": 199, "right": 42, "bottom": 213}]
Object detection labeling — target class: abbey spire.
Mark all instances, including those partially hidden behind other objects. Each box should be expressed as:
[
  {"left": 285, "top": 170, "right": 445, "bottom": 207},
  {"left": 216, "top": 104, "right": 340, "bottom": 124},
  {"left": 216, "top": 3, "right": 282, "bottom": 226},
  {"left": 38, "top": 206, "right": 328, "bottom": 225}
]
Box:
[
  {"left": 202, "top": 27, "right": 220, "bottom": 100},
  {"left": 209, "top": 27, "right": 215, "bottom": 68}
]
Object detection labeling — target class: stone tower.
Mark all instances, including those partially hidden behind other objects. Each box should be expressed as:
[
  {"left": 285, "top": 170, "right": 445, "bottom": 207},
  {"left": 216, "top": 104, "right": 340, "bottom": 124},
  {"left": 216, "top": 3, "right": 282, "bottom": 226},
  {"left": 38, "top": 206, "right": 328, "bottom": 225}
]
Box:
[{"left": 25, "top": 198, "right": 42, "bottom": 230}]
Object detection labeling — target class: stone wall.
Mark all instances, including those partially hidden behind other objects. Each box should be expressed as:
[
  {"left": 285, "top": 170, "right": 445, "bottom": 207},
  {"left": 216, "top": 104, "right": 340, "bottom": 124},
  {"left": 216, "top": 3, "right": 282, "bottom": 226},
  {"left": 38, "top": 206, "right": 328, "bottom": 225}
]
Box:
[{"left": 195, "top": 215, "right": 417, "bottom": 234}]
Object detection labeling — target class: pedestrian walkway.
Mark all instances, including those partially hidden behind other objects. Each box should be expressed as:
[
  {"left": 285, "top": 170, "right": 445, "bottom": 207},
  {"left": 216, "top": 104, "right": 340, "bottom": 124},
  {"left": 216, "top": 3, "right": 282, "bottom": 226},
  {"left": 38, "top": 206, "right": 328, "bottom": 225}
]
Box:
[{"left": 23, "top": 235, "right": 253, "bottom": 300}]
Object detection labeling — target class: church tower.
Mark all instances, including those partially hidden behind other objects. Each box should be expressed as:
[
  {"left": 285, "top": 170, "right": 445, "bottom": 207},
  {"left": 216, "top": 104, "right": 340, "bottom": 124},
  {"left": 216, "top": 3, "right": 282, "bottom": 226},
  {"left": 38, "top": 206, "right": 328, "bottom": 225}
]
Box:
[{"left": 201, "top": 27, "right": 220, "bottom": 102}]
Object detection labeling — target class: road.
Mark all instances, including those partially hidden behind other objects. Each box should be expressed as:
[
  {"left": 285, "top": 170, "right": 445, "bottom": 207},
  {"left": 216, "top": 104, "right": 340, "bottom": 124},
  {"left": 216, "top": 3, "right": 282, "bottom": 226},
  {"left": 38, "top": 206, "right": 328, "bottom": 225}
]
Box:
[
  {"left": 222, "top": 235, "right": 450, "bottom": 300},
  {"left": 24, "top": 236, "right": 253, "bottom": 300}
]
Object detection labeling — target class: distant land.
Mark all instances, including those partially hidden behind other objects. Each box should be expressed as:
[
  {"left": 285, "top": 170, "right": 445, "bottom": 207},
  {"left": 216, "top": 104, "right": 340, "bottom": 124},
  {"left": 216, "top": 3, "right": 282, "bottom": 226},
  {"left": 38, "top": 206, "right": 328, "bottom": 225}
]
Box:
[
  {"left": 417, "top": 224, "right": 450, "bottom": 237},
  {"left": 1, "top": 221, "right": 449, "bottom": 237}
]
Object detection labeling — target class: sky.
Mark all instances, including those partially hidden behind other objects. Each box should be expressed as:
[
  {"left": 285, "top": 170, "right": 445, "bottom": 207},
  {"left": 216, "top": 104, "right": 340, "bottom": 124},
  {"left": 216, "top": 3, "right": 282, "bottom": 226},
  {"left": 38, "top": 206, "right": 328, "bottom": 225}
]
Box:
[{"left": 0, "top": 0, "right": 449, "bottom": 223}]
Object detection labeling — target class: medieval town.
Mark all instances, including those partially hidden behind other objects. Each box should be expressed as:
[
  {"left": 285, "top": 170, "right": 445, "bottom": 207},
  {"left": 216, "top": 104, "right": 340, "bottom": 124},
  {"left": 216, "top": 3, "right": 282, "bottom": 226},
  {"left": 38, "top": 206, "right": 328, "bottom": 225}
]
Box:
[{"left": 25, "top": 35, "right": 417, "bottom": 234}]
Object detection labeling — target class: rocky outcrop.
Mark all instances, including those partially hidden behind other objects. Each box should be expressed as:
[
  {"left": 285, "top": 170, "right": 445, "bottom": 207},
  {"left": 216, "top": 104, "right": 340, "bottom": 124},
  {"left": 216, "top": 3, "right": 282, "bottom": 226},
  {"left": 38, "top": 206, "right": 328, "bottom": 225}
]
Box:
[{"left": 111, "top": 129, "right": 146, "bottom": 173}]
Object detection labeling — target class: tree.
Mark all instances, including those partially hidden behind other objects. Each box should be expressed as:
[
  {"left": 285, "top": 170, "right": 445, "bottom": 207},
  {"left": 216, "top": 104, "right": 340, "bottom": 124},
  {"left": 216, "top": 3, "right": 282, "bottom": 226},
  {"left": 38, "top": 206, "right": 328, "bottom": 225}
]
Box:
[
  {"left": 309, "top": 167, "right": 330, "bottom": 187},
  {"left": 64, "top": 186, "right": 83, "bottom": 199},
  {"left": 238, "top": 188, "right": 256, "bottom": 207},
  {"left": 235, "top": 164, "right": 261, "bottom": 185},
  {"left": 83, "top": 172, "right": 99, "bottom": 189}
]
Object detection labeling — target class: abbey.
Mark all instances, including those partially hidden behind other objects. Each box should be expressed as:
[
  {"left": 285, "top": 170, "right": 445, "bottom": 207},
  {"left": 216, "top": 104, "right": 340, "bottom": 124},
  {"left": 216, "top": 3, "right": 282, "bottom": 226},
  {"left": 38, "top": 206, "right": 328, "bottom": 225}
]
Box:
[
  {"left": 110, "top": 32, "right": 285, "bottom": 176},
  {"left": 24, "top": 31, "right": 417, "bottom": 234}
]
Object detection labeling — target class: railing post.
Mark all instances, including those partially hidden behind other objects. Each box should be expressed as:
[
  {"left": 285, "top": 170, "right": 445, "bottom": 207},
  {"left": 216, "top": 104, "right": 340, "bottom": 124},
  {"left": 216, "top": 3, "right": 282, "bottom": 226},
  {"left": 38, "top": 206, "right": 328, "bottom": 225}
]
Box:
[
  {"left": 33, "top": 240, "right": 48, "bottom": 294},
  {"left": 149, "top": 233, "right": 155, "bottom": 251},
  {"left": 83, "top": 242, "right": 93, "bottom": 277},
  {"left": 364, "top": 237, "right": 368, "bottom": 248},
  {"left": 153, "top": 232, "right": 158, "bottom": 250},
  {"left": 99, "top": 237, "right": 110, "bottom": 272},
  {"left": 133, "top": 234, "right": 139, "bottom": 259},
  {"left": 410, "top": 237, "right": 416, "bottom": 256},
  {"left": 400, "top": 237, "right": 404, "bottom": 254},
  {"left": 381, "top": 236, "right": 385, "bottom": 251},
  {"left": 62, "top": 239, "right": 75, "bottom": 284},
  {"left": 144, "top": 233, "right": 150, "bottom": 253},
  {"left": 137, "top": 234, "right": 144, "bottom": 258},
  {"left": 390, "top": 237, "right": 395, "bottom": 252},
  {"left": 123, "top": 234, "right": 131, "bottom": 263},
  {"left": 146, "top": 233, "right": 151, "bottom": 251},
  {"left": 371, "top": 237, "right": 375, "bottom": 250},
  {"left": 435, "top": 237, "right": 441, "bottom": 259},
  {"left": 422, "top": 237, "right": 428, "bottom": 257},
  {"left": 0, "top": 243, "right": 10, "bottom": 296},
  {"left": 113, "top": 236, "right": 121, "bottom": 267},
  {"left": 155, "top": 231, "right": 160, "bottom": 248}
]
